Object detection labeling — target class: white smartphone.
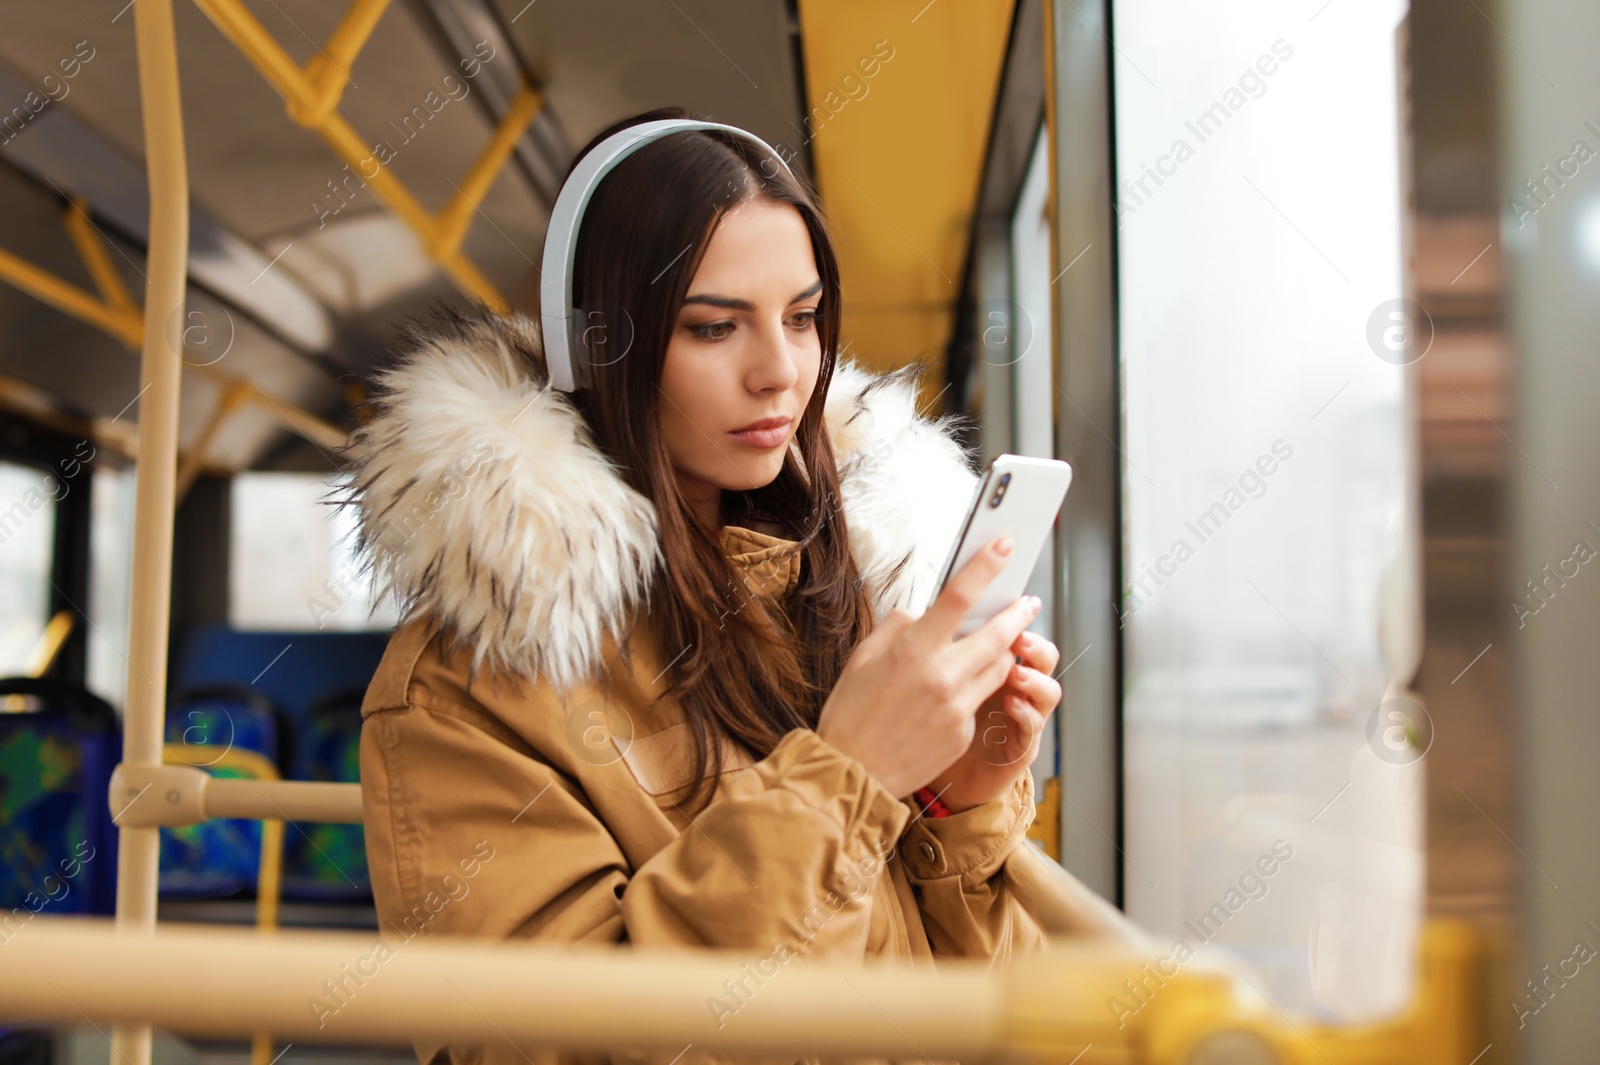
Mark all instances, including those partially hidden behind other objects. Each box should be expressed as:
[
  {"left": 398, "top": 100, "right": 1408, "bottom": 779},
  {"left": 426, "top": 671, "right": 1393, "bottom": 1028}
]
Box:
[{"left": 931, "top": 454, "right": 1073, "bottom": 637}]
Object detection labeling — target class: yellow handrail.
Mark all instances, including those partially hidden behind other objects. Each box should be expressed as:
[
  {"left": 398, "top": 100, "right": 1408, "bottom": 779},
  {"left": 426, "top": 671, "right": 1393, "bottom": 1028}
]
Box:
[
  {"left": 163, "top": 743, "right": 285, "bottom": 1065},
  {"left": 23, "top": 610, "right": 76, "bottom": 678},
  {"left": 0, "top": 0, "right": 539, "bottom": 485},
  {"left": 0, "top": 918, "right": 1484, "bottom": 1064},
  {"left": 1025, "top": 774, "right": 1063, "bottom": 860},
  {"left": 3, "top": 610, "right": 78, "bottom": 712},
  {"left": 112, "top": 8, "right": 188, "bottom": 1065}
]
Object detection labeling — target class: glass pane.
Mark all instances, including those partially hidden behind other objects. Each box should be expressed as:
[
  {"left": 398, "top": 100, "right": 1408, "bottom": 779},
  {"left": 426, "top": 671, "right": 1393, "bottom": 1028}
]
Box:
[
  {"left": 1113, "top": 0, "right": 1419, "bottom": 1021},
  {"left": 230, "top": 472, "right": 398, "bottom": 632},
  {"left": 1010, "top": 122, "right": 1059, "bottom": 798},
  {"left": 88, "top": 465, "right": 138, "bottom": 710},
  {"left": 0, "top": 461, "right": 58, "bottom": 675},
  {"left": 1011, "top": 123, "right": 1055, "bottom": 464}
]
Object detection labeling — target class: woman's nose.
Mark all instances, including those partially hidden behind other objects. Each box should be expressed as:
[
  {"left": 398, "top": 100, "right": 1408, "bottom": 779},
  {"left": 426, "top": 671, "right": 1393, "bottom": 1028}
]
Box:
[{"left": 749, "top": 321, "right": 801, "bottom": 391}]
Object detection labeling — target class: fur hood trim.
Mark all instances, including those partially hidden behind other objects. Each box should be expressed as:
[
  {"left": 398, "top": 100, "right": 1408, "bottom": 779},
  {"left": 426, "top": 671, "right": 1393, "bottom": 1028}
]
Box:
[{"left": 343, "top": 309, "right": 979, "bottom": 694}]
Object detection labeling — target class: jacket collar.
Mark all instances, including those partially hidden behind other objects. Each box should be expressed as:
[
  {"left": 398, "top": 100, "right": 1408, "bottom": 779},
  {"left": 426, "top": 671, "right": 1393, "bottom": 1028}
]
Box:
[
  {"left": 344, "top": 307, "right": 979, "bottom": 694},
  {"left": 717, "top": 525, "right": 805, "bottom": 603}
]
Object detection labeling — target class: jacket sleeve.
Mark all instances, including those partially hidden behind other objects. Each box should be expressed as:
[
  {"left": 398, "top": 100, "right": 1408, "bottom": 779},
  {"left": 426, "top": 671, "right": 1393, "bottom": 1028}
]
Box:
[
  {"left": 360, "top": 698, "right": 912, "bottom": 1065},
  {"left": 896, "top": 773, "right": 1048, "bottom": 962},
  {"left": 619, "top": 726, "right": 914, "bottom": 953}
]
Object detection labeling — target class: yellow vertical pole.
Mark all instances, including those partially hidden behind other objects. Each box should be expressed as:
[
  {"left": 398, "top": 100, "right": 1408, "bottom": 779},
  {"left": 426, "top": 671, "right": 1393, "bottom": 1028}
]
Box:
[{"left": 111, "top": 2, "right": 189, "bottom": 1065}]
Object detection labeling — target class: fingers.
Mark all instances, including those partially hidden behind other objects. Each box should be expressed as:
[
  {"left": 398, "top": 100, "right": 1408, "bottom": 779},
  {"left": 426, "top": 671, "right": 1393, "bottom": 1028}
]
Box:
[
  {"left": 1004, "top": 663, "right": 1062, "bottom": 720},
  {"left": 1000, "top": 691, "right": 1047, "bottom": 746},
  {"left": 977, "top": 691, "right": 1046, "bottom": 768},
  {"left": 951, "top": 592, "right": 1041, "bottom": 689},
  {"left": 919, "top": 536, "right": 1014, "bottom": 644},
  {"left": 1012, "top": 631, "right": 1061, "bottom": 676}
]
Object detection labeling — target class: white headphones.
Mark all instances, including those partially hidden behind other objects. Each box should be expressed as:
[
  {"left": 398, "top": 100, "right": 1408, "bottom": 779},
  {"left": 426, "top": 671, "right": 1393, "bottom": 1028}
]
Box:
[{"left": 539, "top": 118, "right": 797, "bottom": 393}]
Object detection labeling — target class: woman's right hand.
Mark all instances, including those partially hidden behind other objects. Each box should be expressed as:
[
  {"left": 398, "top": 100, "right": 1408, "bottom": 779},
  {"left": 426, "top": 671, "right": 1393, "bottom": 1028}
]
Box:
[{"left": 815, "top": 536, "right": 1042, "bottom": 799}]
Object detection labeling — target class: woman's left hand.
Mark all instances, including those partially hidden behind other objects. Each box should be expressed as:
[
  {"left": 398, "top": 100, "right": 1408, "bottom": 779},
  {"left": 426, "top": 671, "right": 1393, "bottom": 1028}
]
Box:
[{"left": 921, "top": 629, "right": 1062, "bottom": 815}]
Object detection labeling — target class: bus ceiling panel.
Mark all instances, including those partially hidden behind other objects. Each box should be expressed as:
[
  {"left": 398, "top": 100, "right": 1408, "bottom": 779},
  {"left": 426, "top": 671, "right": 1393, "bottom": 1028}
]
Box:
[
  {"left": 0, "top": 312, "right": 346, "bottom": 479},
  {"left": 208, "top": 0, "right": 550, "bottom": 311},
  {"left": 0, "top": 167, "right": 144, "bottom": 427},
  {"left": 0, "top": 0, "right": 1004, "bottom": 378},
  {"left": 0, "top": 292, "right": 339, "bottom": 478},
  {"left": 160, "top": 290, "right": 350, "bottom": 472},
  {"left": 407, "top": 0, "right": 575, "bottom": 203},
  {"left": 0, "top": 297, "right": 139, "bottom": 439},
  {"left": 494, "top": 0, "right": 811, "bottom": 186},
  {"left": 0, "top": 163, "right": 343, "bottom": 472},
  {"left": 265, "top": 212, "right": 467, "bottom": 325},
  {"left": 0, "top": 1, "right": 548, "bottom": 327},
  {"left": 258, "top": 187, "right": 547, "bottom": 335},
  {"left": 0, "top": 63, "right": 342, "bottom": 359}
]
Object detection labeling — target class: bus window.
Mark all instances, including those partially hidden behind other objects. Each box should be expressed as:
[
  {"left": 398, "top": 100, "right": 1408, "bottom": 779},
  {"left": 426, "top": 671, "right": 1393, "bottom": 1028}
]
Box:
[
  {"left": 0, "top": 460, "right": 59, "bottom": 675},
  {"left": 88, "top": 464, "right": 137, "bottom": 710},
  {"left": 1009, "top": 122, "right": 1059, "bottom": 801},
  {"left": 1113, "top": 0, "right": 1418, "bottom": 1021},
  {"left": 1011, "top": 123, "right": 1055, "bottom": 473},
  {"left": 230, "top": 472, "right": 398, "bottom": 632}
]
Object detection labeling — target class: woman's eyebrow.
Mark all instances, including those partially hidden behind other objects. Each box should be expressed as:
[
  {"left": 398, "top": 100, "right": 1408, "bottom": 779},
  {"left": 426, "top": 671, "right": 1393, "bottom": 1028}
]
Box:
[{"left": 682, "top": 279, "right": 822, "bottom": 311}]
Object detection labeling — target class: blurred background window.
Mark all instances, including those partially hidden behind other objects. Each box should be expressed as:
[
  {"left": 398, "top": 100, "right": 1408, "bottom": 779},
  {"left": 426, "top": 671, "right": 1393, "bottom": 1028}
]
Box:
[
  {"left": 87, "top": 464, "right": 136, "bottom": 709},
  {"left": 1111, "top": 0, "right": 1418, "bottom": 1020},
  {"left": 0, "top": 460, "right": 59, "bottom": 676},
  {"left": 229, "top": 472, "right": 397, "bottom": 633}
]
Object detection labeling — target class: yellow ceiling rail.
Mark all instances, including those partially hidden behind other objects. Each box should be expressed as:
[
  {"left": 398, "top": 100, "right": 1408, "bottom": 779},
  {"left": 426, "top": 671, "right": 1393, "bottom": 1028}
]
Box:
[
  {"left": 174, "top": 379, "right": 252, "bottom": 501},
  {"left": 430, "top": 83, "right": 545, "bottom": 261},
  {"left": 190, "top": 0, "right": 544, "bottom": 314},
  {"left": 0, "top": 242, "right": 143, "bottom": 348},
  {"left": 0, "top": 210, "right": 348, "bottom": 463},
  {"left": 289, "top": 0, "right": 392, "bottom": 125},
  {"left": 63, "top": 198, "right": 139, "bottom": 325},
  {"left": 233, "top": 379, "right": 348, "bottom": 452},
  {"left": 0, "top": 373, "right": 139, "bottom": 459}
]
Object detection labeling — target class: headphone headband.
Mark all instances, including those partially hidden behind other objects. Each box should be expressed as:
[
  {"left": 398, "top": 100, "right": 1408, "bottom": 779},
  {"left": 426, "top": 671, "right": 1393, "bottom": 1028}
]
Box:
[{"left": 539, "top": 118, "right": 797, "bottom": 393}]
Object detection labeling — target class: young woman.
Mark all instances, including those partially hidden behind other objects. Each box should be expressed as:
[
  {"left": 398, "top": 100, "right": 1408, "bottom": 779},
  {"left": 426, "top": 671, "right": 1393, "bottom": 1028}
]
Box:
[{"left": 344, "top": 106, "right": 1064, "bottom": 1065}]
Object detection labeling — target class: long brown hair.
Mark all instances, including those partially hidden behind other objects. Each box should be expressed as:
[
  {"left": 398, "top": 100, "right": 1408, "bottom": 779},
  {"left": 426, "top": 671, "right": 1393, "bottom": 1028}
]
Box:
[{"left": 556, "top": 106, "right": 874, "bottom": 813}]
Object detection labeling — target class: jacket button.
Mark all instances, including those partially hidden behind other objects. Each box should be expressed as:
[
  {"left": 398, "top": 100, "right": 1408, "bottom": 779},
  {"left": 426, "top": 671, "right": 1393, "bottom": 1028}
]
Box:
[{"left": 917, "top": 840, "right": 937, "bottom": 864}]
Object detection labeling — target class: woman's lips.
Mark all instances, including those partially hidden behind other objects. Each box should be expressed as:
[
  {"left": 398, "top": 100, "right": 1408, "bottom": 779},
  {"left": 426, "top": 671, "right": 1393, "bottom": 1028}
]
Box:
[{"left": 728, "top": 421, "right": 790, "bottom": 448}]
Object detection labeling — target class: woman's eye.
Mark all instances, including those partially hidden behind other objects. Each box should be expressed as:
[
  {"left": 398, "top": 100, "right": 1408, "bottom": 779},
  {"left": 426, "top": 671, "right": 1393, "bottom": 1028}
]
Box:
[
  {"left": 691, "top": 320, "right": 734, "bottom": 341},
  {"left": 688, "top": 312, "right": 819, "bottom": 341}
]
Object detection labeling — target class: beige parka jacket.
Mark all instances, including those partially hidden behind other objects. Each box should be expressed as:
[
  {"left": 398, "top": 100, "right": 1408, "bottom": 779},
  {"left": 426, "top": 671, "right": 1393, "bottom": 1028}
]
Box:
[{"left": 344, "top": 310, "right": 1047, "bottom": 1065}]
